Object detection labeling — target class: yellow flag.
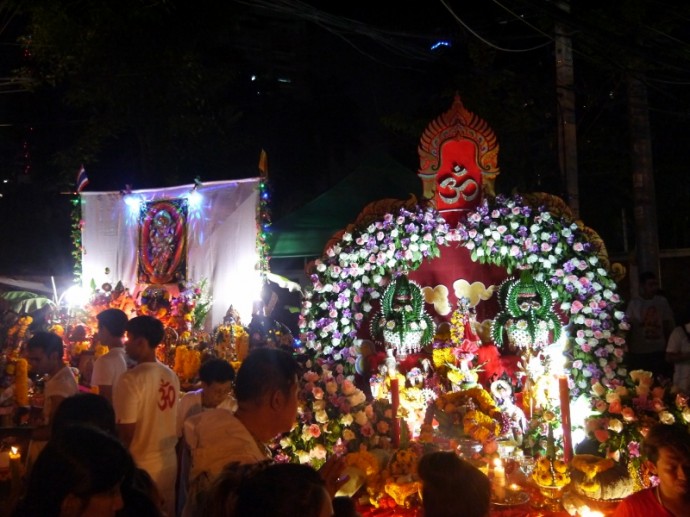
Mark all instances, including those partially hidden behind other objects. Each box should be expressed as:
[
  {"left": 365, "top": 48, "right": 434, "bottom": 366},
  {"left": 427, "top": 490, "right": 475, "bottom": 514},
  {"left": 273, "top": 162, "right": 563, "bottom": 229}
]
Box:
[{"left": 258, "top": 149, "right": 268, "bottom": 176}]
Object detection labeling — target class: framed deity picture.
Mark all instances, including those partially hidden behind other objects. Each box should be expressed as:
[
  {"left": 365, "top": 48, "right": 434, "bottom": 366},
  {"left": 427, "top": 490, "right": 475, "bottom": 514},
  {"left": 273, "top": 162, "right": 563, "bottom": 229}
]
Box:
[{"left": 137, "top": 199, "right": 188, "bottom": 284}]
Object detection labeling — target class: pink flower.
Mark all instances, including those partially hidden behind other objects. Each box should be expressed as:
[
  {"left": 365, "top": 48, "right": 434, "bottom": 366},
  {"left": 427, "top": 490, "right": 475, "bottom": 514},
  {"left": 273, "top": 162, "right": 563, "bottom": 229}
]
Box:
[
  {"left": 628, "top": 441, "right": 640, "bottom": 458},
  {"left": 621, "top": 407, "right": 637, "bottom": 422},
  {"left": 308, "top": 424, "right": 322, "bottom": 438},
  {"left": 303, "top": 371, "right": 320, "bottom": 382},
  {"left": 651, "top": 398, "right": 666, "bottom": 412},
  {"left": 376, "top": 421, "right": 390, "bottom": 434},
  {"left": 312, "top": 387, "right": 324, "bottom": 400},
  {"left": 360, "top": 424, "right": 374, "bottom": 437},
  {"left": 571, "top": 300, "right": 584, "bottom": 314}
]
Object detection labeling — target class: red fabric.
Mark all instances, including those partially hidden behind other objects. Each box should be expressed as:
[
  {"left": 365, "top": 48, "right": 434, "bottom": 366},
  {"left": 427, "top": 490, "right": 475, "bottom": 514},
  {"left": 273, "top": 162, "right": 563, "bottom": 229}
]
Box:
[{"left": 612, "top": 488, "right": 673, "bottom": 517}]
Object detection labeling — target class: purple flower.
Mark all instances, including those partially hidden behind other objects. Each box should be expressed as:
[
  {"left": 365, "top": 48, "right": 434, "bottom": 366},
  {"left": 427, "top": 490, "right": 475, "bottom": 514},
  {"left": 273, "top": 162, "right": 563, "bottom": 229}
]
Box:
[{"left": 628, "top": 441, "right": 640, "bottom": 458}]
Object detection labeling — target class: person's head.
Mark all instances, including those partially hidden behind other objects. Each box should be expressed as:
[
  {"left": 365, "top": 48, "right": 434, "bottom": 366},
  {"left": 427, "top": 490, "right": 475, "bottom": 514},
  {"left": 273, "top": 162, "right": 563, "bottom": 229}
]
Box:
[
  {"left": 124, "top": 316, "right": 164, "bottom": 362},
  {"left": 15, "top": 425, "right": 135, "bottom": 517},
  {"left": 199, "top": 358, "right": 235, "bottom": 408},
  {"left": 52, "top": 393, "right": 117, "bottom": 437},
  {"left": 643, "top": 424, "right": 690, "bottom": 499},
  {"left": 234, "top": 348, "right": 300, "bottom": 435},
  {"left": 26, "top": 331, "right": 65, "bottom": 376},
  {"left": 417, "top": 451, "right": 491, "bottom": 517},
  {"left": 207, "top": 461, "right": 332, "bottom": 517},
  {"left": 96, "top": 308, "right": 128, "bottom": 344},
  {"left": 638, "top": 271, "right": 659, "bottom": 299}
]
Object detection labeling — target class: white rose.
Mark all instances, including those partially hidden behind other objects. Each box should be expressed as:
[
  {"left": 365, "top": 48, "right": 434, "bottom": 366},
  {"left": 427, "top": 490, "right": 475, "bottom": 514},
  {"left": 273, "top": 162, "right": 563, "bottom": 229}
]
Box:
[
  {"left": 297, "top": 450, "right": 311, "bottom": 464},
  {"left": 591, "top": 382, "right": 606, "bottom": 397},
  {"left": 349, "top": 391, "right": 366, "bottom": 406},
  {"left": 682, "top": 407, "right": 690, "bottom": 424},
  {"left": 341, "top": 413, "right": 354, "bottom": 427},
  {"left": 354, "top": 410, "right": 369, "bottom": 426},
  {"left": 659, "top": 411, "right": 675, "bottom": 425},
  {"left": 310, "top": 444, "right": 328, "bottom": 460},
  {"left": 315, "top": 410, "right": 329, "bottom": 424},
  {"left": 608, "top": 418, "right": 624, "bottom": 433}
]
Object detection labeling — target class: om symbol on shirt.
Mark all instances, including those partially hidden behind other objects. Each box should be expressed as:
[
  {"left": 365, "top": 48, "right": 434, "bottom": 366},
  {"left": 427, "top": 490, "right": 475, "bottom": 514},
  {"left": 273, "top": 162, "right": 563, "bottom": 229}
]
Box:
[{"left": 158, "top": 379, "right": 176, "bottom": 410}]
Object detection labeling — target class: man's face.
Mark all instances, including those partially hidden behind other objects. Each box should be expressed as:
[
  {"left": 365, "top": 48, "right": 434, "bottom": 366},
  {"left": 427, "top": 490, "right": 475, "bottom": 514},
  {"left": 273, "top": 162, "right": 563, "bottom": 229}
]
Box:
[
  {"left": 202, "top": 380, "right": 233, "bottom": 408},
  {"left": 95, "top": 324, "right": 111, "bottom": 345},
  {"left": 640, "top": 277, "right": 659, "bottom": 299},
  {"left": 653, "top": 447, "right": 690, "bottom": 498},
  {"left": 27, "top": 348, "right": 54, "bottom": 376},
  {"left": 124, "top": 332, "right": 143, "bottom": 362},
  {"left": 276, "top": 377, "right": 300, "bottom": 434}
]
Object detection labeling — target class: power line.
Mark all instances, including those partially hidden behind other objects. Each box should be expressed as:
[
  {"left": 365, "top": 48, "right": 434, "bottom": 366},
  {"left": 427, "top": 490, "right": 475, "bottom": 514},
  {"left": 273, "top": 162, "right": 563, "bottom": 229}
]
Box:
[{"left": 439, "top": 0, "right": 551, "bottom": 52}]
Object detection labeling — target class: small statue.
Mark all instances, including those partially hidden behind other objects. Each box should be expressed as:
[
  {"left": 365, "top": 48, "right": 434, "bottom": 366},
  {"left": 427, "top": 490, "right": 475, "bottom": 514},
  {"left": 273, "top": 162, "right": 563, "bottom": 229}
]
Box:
[
  {"left": 371, "top": 275, "right": 436, "bottom": 357},
  {"left": 491, "top": 379, "right": 526, "bottom": 445}
]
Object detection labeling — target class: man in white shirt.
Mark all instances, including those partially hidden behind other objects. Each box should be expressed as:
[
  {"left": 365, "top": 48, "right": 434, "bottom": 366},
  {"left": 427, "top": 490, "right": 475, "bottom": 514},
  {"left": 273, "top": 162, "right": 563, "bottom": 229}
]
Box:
[
  {"left": 91, "top": 308, "right": 129, "bottom": 403},
  {"left": 177, "top": 357, "right": 236, "bottom": 515},
  {"left": 26, "top": 331, "right": 79, "bottom": 464},
  {"left": 181, "top": 348, "right": 299, "bottom": 516},
  {"left": 114, "top": 315, "right": 179, "bottom": 517},
  {"left": 666, "top": 317, "right": 690, "bottom": 393},
  {"left": 625, "top": 271, "right": 675, "bottom": 379}
]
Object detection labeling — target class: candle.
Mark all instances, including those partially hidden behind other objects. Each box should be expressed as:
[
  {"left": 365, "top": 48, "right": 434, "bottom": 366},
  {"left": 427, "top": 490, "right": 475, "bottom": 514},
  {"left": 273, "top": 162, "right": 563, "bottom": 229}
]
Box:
[
  {"left": 579, "top": 509, "right": 604, "bottom": 517},
  {"left": 390, "top": 378, "right": 400, "bottom": 448},
  {"left": 15, "top": 358, "right": 29, "bottom": 407},
  {"left": 492, "top": 458, "right": 506, "bottom": 500},
  {"left": 507, "top": 483, "right": 522, "bottom": 502},
  {"left": 9, "top": 446, "right": 21, "bottom": 492},
  {"left": 558, "top": 375, "right": 573, "bottom": 463}
]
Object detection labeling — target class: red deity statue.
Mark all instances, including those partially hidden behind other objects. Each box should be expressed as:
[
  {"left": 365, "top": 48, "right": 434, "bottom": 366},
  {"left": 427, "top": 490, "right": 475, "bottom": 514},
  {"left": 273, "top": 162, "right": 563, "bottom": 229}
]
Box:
[{"left": 418, "top": 95, "right": 500, "bottom": 225}]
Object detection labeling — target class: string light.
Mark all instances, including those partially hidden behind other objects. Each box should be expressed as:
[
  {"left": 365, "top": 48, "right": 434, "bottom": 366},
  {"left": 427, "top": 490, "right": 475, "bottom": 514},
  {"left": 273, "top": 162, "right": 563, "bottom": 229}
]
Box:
[{"left": 256, "top": 170, "right": 272, "bottom": 281}]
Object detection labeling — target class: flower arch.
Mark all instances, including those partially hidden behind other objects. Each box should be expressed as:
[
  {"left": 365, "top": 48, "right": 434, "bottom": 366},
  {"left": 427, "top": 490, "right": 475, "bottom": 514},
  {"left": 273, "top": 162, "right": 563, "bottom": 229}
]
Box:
[{"left": 299, "top": 194, "right": 628, "bottom": 397}]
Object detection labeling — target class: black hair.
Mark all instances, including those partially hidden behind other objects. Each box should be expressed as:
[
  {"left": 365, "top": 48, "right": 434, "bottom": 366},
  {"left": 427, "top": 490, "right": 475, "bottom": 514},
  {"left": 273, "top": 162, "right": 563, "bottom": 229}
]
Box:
[
  {"left": 126, "top": 315, "right": 165, "bottom": 348},
  {"left": 199, "top": 358, "right": 235, "bottom": 384},
  {"left": 643, "top": 423, "right": 690, "bottom": 465},
  {"left": 205, "top": 461, "right": 327, "bottom": 517},
  {"left": 26, "top": 331, "right": 64, "bottom": 358},
  {"left": 234, "top": 348, "right": 299, "bottom": 405},
  {"left": 13, "top": 425, "right": 135, "bottom": 516},
  {"left": 96, "top": 308, "right": 129, "bottom": 338},
  {"left": 417, "top": 451, "right": 491, "bottom": 517},
  {"left": 52, "top": 393, "right": 117, "bottom": 437}
]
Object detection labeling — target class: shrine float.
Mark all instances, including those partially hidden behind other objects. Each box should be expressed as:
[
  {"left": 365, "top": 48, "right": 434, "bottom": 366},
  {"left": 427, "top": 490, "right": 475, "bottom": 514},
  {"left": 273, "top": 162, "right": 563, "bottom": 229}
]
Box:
[{"left": 277, "top": 95, "right": 687, "bottom": 516}]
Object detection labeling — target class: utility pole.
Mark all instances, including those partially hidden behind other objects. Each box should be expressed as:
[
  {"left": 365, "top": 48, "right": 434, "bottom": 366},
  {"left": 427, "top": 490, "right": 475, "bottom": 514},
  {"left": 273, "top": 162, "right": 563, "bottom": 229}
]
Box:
[
  {"left": 555, "top": 0, "right": 579, "bottom": 218},
  {"left": 627, "top": 73, "right": 661, "bottom": 279}
]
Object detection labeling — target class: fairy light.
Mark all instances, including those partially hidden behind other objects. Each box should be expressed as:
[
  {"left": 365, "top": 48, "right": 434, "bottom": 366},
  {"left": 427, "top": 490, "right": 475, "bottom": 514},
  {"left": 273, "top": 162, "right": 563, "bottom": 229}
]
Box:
[{"left": 256, "top": 160, "right": 272, "bottom": 281}]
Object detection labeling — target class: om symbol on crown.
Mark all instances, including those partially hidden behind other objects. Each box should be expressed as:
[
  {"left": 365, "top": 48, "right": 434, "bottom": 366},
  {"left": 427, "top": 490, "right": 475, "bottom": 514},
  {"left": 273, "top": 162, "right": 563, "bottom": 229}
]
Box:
[{"left": 417, "top": 95, "right": 500, "bottom": 217}]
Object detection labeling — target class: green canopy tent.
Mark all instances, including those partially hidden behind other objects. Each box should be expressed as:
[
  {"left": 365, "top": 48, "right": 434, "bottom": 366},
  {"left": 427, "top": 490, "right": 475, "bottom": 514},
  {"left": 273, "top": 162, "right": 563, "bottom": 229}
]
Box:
[{"left": 269, "top": 153, "right": 422, "bottom": 259}]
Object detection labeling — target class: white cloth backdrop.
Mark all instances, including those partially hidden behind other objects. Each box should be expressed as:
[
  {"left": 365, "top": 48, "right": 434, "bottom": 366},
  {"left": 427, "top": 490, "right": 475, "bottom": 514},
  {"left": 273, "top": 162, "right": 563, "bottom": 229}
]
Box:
[{"left": 80, "top": 179, "right": 260, "bottom": 327}]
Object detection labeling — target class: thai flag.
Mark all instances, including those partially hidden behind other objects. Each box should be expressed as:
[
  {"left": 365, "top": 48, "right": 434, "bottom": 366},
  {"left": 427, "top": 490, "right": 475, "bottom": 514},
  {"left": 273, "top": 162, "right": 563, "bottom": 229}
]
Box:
[{"left": 76, "top": 165, "right": 89, "bottom": 193}]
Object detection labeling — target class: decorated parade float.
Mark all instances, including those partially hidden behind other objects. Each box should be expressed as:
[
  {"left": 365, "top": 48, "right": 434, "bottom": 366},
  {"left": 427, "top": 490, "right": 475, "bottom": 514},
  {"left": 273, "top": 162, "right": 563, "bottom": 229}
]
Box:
[
  {"left": 0, "top": 96, "right": 688, "bottom": 516},
  {"left": 277, "top": 96, "right": 689, "bottom": 516}
]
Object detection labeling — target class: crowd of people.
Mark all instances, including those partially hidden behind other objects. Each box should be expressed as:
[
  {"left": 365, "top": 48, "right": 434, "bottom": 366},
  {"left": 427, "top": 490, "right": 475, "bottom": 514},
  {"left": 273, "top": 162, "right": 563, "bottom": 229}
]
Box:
[{"left": 6, "top": 295, "right": 690, "bottom": 516}]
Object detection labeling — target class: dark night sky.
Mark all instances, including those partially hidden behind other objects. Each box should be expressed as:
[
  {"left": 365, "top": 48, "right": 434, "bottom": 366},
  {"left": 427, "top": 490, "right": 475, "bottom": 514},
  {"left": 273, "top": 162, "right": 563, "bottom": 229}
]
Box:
[{"left": 1, "top": 0, "right": 689, "bottom": 276}]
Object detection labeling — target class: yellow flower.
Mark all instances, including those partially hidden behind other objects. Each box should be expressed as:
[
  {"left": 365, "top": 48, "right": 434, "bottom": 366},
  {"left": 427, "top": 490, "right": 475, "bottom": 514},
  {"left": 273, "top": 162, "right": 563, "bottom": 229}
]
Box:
[
  {"left": 535, "top": 471, "right": 554, "bottom": 486},
  {"left": 553, "top": 460, "right": 568, "bottom": 473}
]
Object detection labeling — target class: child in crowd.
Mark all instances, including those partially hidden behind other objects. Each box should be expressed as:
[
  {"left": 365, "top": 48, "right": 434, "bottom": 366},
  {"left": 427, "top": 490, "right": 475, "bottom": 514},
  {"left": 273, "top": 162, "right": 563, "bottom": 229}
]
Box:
[
  {"left": 177, "top": 358, "right": 237, "bottom": 436},
  {"left": 177, "top": 357, "right": 236, "bottom": 516}
]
